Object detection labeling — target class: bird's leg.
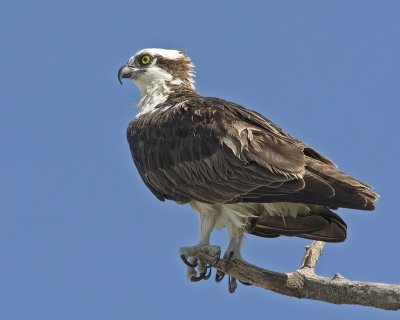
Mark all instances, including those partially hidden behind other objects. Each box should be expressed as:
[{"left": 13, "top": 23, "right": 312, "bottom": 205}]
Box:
[
  {"left": 214, "top": 227, "right": 244, "bottom": 284},
  {"left": 215, "top": 217, "right": 237, "bottom": 283},
  {"left": 217, "top": 224, "right": 252, "bottom": 291},
  {"left": 180, "top": 211, "right": 221, "bottom": 282},
  {"left": 224, "top": 225, "right": 245, "bottom": 264}
]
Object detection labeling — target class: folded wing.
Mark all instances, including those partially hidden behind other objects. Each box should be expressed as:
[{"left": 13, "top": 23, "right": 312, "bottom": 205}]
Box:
[{"left": 127, "top": 97, "right": 377, "bottom": 210}]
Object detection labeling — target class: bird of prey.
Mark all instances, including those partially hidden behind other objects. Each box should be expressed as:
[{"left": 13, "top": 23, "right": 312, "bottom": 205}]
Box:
[{"left": 118, "top": 48, "right": 377, "bottom": 288}]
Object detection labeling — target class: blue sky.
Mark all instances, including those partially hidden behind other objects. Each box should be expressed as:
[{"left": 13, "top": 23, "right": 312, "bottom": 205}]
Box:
[{"left": 1, "top": 0, "right": 399, "bottom": 319}]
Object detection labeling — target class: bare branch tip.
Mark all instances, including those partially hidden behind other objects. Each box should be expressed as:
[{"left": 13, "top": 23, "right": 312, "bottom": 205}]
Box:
[{"left": 333, "top": 273, "right": 346, "bottom": 280}]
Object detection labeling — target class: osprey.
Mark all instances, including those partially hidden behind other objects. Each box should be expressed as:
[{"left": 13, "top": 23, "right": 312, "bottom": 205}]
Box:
[{"left": 118, "top": 48, "right": 377, "bottom": 286}]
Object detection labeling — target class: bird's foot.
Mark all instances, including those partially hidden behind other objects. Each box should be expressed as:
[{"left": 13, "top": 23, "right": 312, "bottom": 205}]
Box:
[
  {"left": 179, "top": 245, "right": 221, "bottom": 282},
  {"left": 222, "top": 249, "right": 242, "bottom": 270},
  {"left": 215, "top": 250, "right": 252, "bottom": 293}
]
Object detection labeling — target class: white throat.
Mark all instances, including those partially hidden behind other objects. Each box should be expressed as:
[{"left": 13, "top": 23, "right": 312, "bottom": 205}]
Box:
[
  {"left": 135, "top": 78, "right": 171, "bottom": 116},
  {"left": 134, "top": 65, "right": 186, "bottom": 116}
]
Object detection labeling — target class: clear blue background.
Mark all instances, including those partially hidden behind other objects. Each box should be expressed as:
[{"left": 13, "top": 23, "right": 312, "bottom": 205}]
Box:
[{"left": 1, "top": 0, "right": 399, "bottom": 319}]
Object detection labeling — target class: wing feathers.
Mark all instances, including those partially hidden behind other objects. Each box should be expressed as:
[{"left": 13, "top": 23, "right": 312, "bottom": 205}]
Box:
[
  {"left": 127, "top": 96, "right": 377, "bottom": 211},
  {"left": 250, "top": 207, "right": 347, "bottom": 242}
]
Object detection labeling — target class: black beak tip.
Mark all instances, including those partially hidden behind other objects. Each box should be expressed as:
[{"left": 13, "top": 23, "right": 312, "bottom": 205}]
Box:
[
  {"left": 118, "top": 65, "right": 124, "bottom": 85},
  {"left": 118, "top": 64, "right": 135, "bottom": 85}
]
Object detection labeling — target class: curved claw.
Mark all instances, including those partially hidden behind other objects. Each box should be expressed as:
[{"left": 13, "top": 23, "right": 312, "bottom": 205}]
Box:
[
  {"left": 190, "top": 274, "right": 204, "bottom": 282},
  {"left": 228, "top": 275, "right": 237, "bottom": 293},
  {"left": 202, "top": 266, "right": 212, "bottom": 280},
  {"left": 215, "top": 270, "right": 225, "bottom": 283},
  {"left": 190, "top": 267, "right": 211, "bottom": 282},
  {"left": 180, "top": 255, "right": 198, "bottom": 268},
  {"left": 238, "top": 279, "right": 252, "bottom": 286}
]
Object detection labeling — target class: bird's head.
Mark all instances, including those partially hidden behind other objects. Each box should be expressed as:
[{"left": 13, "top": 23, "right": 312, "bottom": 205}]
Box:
[{"left": 118, "top": 48, "right": 195, "bottom": 94}]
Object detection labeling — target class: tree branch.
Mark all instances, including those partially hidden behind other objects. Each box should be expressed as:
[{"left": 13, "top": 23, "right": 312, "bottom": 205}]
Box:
[{"left": 182, "top": 241, "right": 400, "bottom": 311}]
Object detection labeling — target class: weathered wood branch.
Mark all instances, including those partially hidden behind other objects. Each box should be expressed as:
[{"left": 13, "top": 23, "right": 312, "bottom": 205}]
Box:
[{"left": 181, "top": 241, "right": 400, "bottom": 311}]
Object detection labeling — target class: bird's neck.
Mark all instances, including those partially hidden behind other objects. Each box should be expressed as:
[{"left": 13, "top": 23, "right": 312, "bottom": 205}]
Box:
[
  {"left": 136, "top": 79, "right": 172, "bottom": 115},
  {"left": 136, "top": 78, "right": 197, "bottom": 116}
]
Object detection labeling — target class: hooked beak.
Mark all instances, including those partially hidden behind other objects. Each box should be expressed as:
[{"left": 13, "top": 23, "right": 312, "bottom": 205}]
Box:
[{"left": 118, "top": 64, "right": 137, "bottom": 85}]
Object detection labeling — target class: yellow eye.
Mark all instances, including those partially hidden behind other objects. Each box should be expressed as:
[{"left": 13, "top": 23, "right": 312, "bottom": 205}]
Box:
[{"left": 140, "top": 55, "right": 151, "bottom": 65}]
